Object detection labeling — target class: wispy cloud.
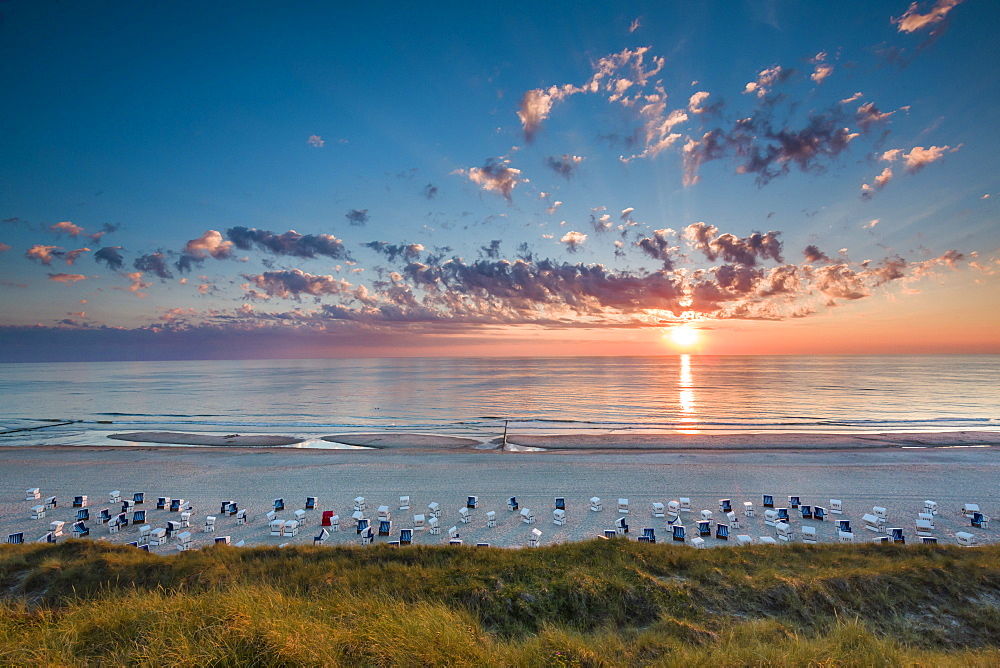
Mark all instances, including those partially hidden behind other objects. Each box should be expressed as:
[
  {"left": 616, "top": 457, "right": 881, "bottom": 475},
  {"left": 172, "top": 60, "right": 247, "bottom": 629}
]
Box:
[
  {"left": 226, "top": 227, "right": 352, "bottom": 260},
  {"left": 453, "top": 158, "right": 526, "bottom": 202},
  {"left": 544, "top": 154, "right": 585, "bottom": 179},
  {"left": 892, "top": 0, "right": 963, "bottom": 33},
  {"left": 307, "top": 134, "right": 325, "bottom": 147},
  {"left": 47, "top": 273, "right": 87, "bottom": 284}
]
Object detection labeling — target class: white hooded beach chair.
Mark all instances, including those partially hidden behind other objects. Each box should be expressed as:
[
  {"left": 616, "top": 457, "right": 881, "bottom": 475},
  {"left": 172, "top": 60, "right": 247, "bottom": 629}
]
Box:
[
  {"left": 486, "top": 511, "right": 497, "bottom": 528},
  {"left": 378, "top": 505, "right": 391, "bottom": 520},
  {"left": 294, "top": 509, "right": 307, "bottom": 525},
  {"left": 736, "top": 535, "right": 753, "bottom": 546},
  {"left": 689, "top": 537, "right": 706, "bottom": 549},
  {"left": 700, "top": 509, "right": 713, "bottom": 524},
  {"left": 802, "top": 526, "right": 817, "bottom": 543},
  {"left": 652, "top": 502, "right": 665, "bottom": 518},
  {"left": 679, "top": 498, "right": 691, "bottom": 512},
  {"left": 616, "top": 517, "right": 629, "bottom": 535},
  {"left": 427, "top": 516, "right": 441, "bottom": 535},
  {"left": 139, "top": 525, "right": 151, "bottom": 544},
  {"left": 204, "top": 516, "right": 216, "bottom": 533},
  {"left": 353, "top": 497, "right": 366, "bottom": 512},
  {"left": 328, "top": 514, "right": 340, "bottom": 532},
  {"left": 269, "top": 520, "right": 285, "bottom": 536},
  {"left": 180, "top": 511, "right": 192, "bottom": 528},
  {"left": 838, "top": 530, "right": 854, "bottom": 543},
  {"left": 26, "top": 488, "right": 40, "bottom": 501},
  {"left": 44, "top": 496, "right": 58, "bottom": 509},
  {"left": 266, "top": 510, "right": 277, "bottom": 523},
  {"left": 743, "top": 501, "right": 754, "bottom": 517},
  {"left": 764, "top": 510, "right": 780, "bottom": 527},
  {"left": 924, "top": 500, "right": 938, "bottom": 515},
  {"left": 956, "top": 531, "right": 977, "bottom": 547},
  {"left": 863, "top": 513, "right": 886, "bottom": 533},
  {"left": 590, "top": 497, "right": 602, "bottom": 512},
  {"left": 360, "top": 526, "right": 374, "bottom": 545},
  {"left": 447, "top": 526, "right": 459, "bottom": 541},
  {"left": 830, "top": 499, "right": 843, "bottom": 514},
  {"left": 962, "top": 503, "right": 981, "bottom": 518},
  {"left": 428, "top": 502, "right": 441, "bottom": 518},
  {"left": 176, "top": 531, "right": 193, "bottom": 550},
  {"left": 667, "top": 500, "right": 680, "bottom": 517},
  {"left": 915, "top": 519, "right": 934, "bottom": 537},
  {"left": 31, "top": 505, "right": 45, "bottom": 520},
  {"left": 520, "top": 508, "right": 535, "bottom": 524},
  {"left": 873, "top": 506, "right": 888, "bottom": 521},
  {"left": 351, "top": 510, "right": 365, "bottom": 525},
  {"left": 776, "top": 522, "right": 794, "bottom": 542},
  {"left": 459, "top": 507, "right": 471, "bottom": 523},
  {"left": 758, "top": 536, "right": 777, "bottom": 545},
  {"left": 618, "top": 499, "right": 629, "bottom": 514},
  {"left": 150, "top": 528, "right": 167, "bottom": 546},
  {"left": 917, "top": 512, "right": 935, "bottom": 527},
  {"left": 726, "top": 511, "right": 740, "bottom": 529},
  {"left": 39, "top": 531, "right": 56, "bottom": 544},
  {"left": 236, "top": 509, "right": 247, "bottom": 525},
  {"left": 109, "top": 491, "right": 121, "bottom": 504},
  {"left": 399, "top": 496, "right": 410, "bottom": 510},
  {"left": 553, "top": 509, "right": 566, "bottom": 525},
  {"left": 73, "top": 495, "right": 88, "bottom": 508},
  {"left": 413, "top": 513, "right": 426, "bottom": 531},
  {"left": 282, "top": 520, "right": 300, "bottom": 537},
  {"left": 528, "top": 528, "right": 542, "bottom": 548}
]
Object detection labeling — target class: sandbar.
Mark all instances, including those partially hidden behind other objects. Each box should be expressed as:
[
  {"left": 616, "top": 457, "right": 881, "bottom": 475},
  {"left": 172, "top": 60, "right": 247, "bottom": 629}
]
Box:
[
  {"left": 321, "top": 433, "right": 483, "bottom": 449},
  {"left": 108, "top": 432, "right": 304, "bottom": 447}
]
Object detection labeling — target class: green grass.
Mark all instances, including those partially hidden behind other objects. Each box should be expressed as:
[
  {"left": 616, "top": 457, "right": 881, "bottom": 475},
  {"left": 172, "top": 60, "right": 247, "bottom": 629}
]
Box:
[{"left": 0, "top": 539, "right": 997, "bottom": 665}]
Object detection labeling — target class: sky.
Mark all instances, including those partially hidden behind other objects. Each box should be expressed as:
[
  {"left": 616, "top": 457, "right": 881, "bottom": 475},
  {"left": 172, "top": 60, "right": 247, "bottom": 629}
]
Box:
[{"left": 1, "top": 0, "right": 998, "bottom": 361}]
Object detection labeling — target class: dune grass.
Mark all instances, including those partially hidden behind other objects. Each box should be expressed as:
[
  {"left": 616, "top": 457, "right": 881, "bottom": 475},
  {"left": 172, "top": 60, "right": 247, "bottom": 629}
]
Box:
[{"left": 0, "top": 539, "right": 997, "bottom": 665}]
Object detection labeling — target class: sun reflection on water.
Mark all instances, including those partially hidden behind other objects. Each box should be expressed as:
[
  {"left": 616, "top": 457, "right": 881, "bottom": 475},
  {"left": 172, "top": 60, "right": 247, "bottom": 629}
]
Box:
[{"left": 678, "top": 354, "right": 700, "bottom": 433}]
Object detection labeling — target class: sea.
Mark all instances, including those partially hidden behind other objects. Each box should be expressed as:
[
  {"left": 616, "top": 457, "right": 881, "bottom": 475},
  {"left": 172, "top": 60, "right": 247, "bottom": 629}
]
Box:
[{"left": 0, "top": 355, "right": 997, "bottom": 448}]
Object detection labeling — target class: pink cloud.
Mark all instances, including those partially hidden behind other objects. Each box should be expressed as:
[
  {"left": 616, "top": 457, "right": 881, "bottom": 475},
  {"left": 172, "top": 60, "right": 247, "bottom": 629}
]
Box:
[
  {"left": 453, "top": 158, "right": 526, "bottom": 202},
  {"left": 50, "top": 221, "right": 83, "bottom": 236},
  {"left": 307, "top": 135, "right": 325, "bottom": 147},
  {"left": 902, "top": 145, "right": 955, "bottom": 172},
  {"left": 64, "top": 248, "right": 91, "bottom": 266},
  {"left": 183, "top": 229, "right": 234, "bottom": 259},
  {"left": 47, "top": 273, "right": 87, "bottom": 284},
  {"left": 559, "top": 231, "right": 588, "bottom": 252},
  {"left": 743, "top": 66, "right": 784, "bottom": 98},
  {"left": 25, "top": 244, "right": 61, "bottom": 265},
  {"left": 811, "top": 64, "right": 833, "bottom": 84},
  {"left": 892, "top": 0, "right": 963, "bottom": 33},
  {"left": 0, "top": 242, "right": 10, "bottom": 252}
]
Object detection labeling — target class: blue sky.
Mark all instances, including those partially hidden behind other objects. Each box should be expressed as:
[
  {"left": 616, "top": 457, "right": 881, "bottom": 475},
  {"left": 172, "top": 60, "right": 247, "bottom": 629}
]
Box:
[{"left": 1, "top": 1, "right": 998, "bottom": 360}]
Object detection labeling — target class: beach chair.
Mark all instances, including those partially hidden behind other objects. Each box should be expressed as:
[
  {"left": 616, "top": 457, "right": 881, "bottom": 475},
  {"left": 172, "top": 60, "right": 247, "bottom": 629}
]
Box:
[
  {"left": 555, "top": 497, "right": 566, "bottom": 511},
  {"left": 39, "top": 532, "right": 56, "bottom": 544},
  {"left": 219, "top": 500, "right": 233, "bottom": 514},
  {"left": 830, "top": 499, "right": 843, "bottom": 514},
  {"left": 700, "top": 509, "right": 713, "bottom": 524},
  {"left": 321, "top": 510, "right": 335, "bottom": 527},
  {"left": 971, "top": 513, "right": 990, "bottom": 529},
  {"left": 800, "top": 505, "right": 813, "bottom": 520},
  {"left": 924, "top": 500, "right": 938, "bottom": 515},
  {"left": 459, "top": 507, "right": 471, "bottom": 523},
  {"left": 744, "top": 501, "right": 756, "bottom": 517},
  {"left": 690, "top": 537, "right": 706, "bottom": 549},
  {"left": 838, "top": 520, "right": 852, "bottom": 534},
  {"left": 447, "top": 526, "right": 459, "bottom": 541},
  {"left": 758, "top": 536, "right": 778, "bottom": 545},
  {"left": 467, "top": 496, "right": 478, "bottom": 509},
  {"left": 802, "top": 526, "right": 817, "bottom": 543},
  {"left": 99, "top": 508, "right": 112, "bottom": 524},
  {"left": 49, "top": 520, "right": 65, "bottom": 537},
  {"left": 274, "top": 498, "right": 285, "bottom": 512},
  {"left": 672, "top": 524, "right": 686, "bottom": 542},
  {"left": 652, "top": 502, "right": 665, "bottom": 518},
  {"left": 378, "top": 505, "right": 391, "bottom": 520},
  {"left": 7, "top": 532, "right": 24, "bottom": 544},
  {"left": 553, "top": 509, "right": 566, "bottom": 525},
  {"left": 921, "top": 536, "right": 938, "bottom": 544},
  {"left": 736, "top": 535, "right": 753, "bottom": 546},
  {"left": 528, "top": 528, "right": 542, "bottom": 548},
  {"left": 814, "top": 506, "right": 826, "bottom": 521},
  {"left": 838, "top": 530, "right": 854, "bottom": 543},
  {"left": 602, "top": 529, "right": 617, "bottom": 539},
  {"left": 138, "top": 525, "right": 151, "bottom": 543},
  {"left": 44, "top": 496, "right": 58, "bottom": 509},
  {"left": 667, "top": 500, "right": 680, "bottom": 517},
  {"left": 873, "top": 506, "right": 888, "bottom": 521},
  {"left": 477, "top": 542, "right": 490, "bottom": 548},
  {"left": 328, "top": 514, "right": 340, "bottom": 532},
  {"left": 31, "top": 505, "right": 46, "bottom": 520},
  {"left": 618, "top": 499, "right": 629, "bottom": 514},
  {"left": 234, "top": 540, "right": 245, "bottom": 548},
  {"left": 172, "top": 499, "right": 188, "bottom": 512},
  {"left": 236, "top": 509, "right": 247, "bottom": 525},
  {"left": 224, "top": 502, "right": 238, "bottom": 516},
  {"left": 918, "top": 512, "right": 935, "bottom": 528},
  {"left": 962, "top": 503, "right": 980, "bottom": 518},
  {"left": 73, "top": 495, "right": 88, "bottom": 508},
  {"left": 379, "top": 520, "right": 391, "bottom": 536},
  {"left": 726, "top": 511, "right": 740, "bottom": 529},
  {"left": 116, "top": 512, "right": 129, "bottom": 527},
  {"left": 486, "top": 511, "right": 497, "bottom": 528},
  {"left": 399, "top": 496, "right": 410, "bottom": 511},
  {"left": 777, "top": 508, "right": 790, "bottom": 523},
  {"left": 132, "top": 510, "right": 145, "bottom": 524},
  {"left": 204, "top": 516, "right": 216, "bottom": 533},
  {"left": 157, "top": 497, "right": 170, "bottom": 510},
  {"left": 872, "top": 535, "right": 889, "bottom": 544},
  {"left": 590, "top": 497, "right": 602, "bottom": 512},
  {"left": 428, "top": 502, "right": 441, "bottom": 518},
  {"left": 427, "top": 517, "right": 440, "bottom": 535},
  {"left": 294, "top": 509, "right": 307, "bottom": 525},
  {"left": 762, "top": 495, "right": 774, "bottom": 508},
  {"left": 616, "top": 517, "right": 629, "bottom": 535},
  {"left": 133, "top": 492, "right": 144, "bottom": 505},
  {"left": 359, "top": 525, "right": 375, "bottom": 546},
  {"left": 356, "top": 518, "right": 370, "bottom": 535},
  {"left": 269, "top": 520, "right": 285, "bottom": 537},
  {"left": 283, "top": 520, "right": 300, "bottom": 537},
  {"left": 862, "top": 513, "right": 885, "bottom": 533},
  {"left": 719, "top": 499, "right": 732, "bottom": 513},
  {"left": 697, "top": 520, "right": 711, "bottom": 537},
  {"left": 637, "top": 535, "right": 653, "bottom": 543},
  {"left": 642, "top": 527, "right": 656, "bottom": 543},
  {"left": 26, "top": 488, "right": 40, "bottom": 501},
  {"left": 679, "top": 498, "right": 691, "bottom": 512},
  {"left": 956, "top": 531, "right": 977, "bottom": 547},
  {"left": 108, "top": 518, "right": 121, "bottom": 534},
  {"left": 788, "top": 496, "right": 800, "bottom": 509},
  {"left": 399, "top": 528, "right": 412, "bottom": 546},
  {"left": 166, "top": 520, "right": 182, "bottom": 537},
  {"left": 72, "top": 522, "right": 89, "bottom": 538},
  {"left": 266, "top": 510, "right": 277, "bottom": 523},
  {"left": 764, "top": 510, "right": 780, "bottom": 527},
  {"left": 180, "top": 511, "right": 192, "bottom": 527},
  {"left": 351, "top": 510, "right": 365, "bottom": 525},
  {"left": 716, "top": 523, "right": 730, "bottom": 540},
  {"left": 305, "top": 496, "right": 317, "bottom": 510},
  {"left": 122, "top": 500, "right": 134, "bottom": 513},
  {"left": 413, "top": 513, "right": 426, "bottom": 531},
  {"left": 520, "top": 508, "right": 535, "bottom": 524},
  {"left": 73, "top": 508, "right": 89, "bottom": 522},
  {"left": 776, "top": 523, "right": 794, "bottom": 542},
  {"left": 215, "top": 536, "right": 231, "bottom": 546},
  {"left": 915, "top": 519, "right": 934, "bottom": 537},
  {"left": 347, "top": 496, "right": 362, "bottom": 512},
  {"left": 508, "top": 496, "right": 519, "bottom": 511},
  {"left": 176, "top": 531, "right": 192, "bottom": 550},
  {"left": 109, "top": 491, "right": 121, "bottom": 504}
]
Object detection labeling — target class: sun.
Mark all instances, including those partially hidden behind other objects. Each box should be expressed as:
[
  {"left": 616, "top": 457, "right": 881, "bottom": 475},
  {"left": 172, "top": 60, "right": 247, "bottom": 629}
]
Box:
[{"left": 665, "top": 323, "right": 699, "bottom": 348}]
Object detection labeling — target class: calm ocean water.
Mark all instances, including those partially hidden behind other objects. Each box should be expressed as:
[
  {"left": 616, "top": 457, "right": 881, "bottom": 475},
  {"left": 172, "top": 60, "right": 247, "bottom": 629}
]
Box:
[{"left": 0, "top": 355, "right": 997, "bottom": 447}]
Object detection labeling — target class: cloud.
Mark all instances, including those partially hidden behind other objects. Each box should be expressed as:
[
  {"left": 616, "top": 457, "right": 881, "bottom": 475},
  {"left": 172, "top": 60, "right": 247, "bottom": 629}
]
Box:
[
  {"left": 422, "top": 183, "right": 438, "bottom": 199},
  {"left": 25, "top": 244, "right": 61, "bottom": 265},
  {"left": 840, "top": 92, "right": 863, "bottom": 104},
  {"left": 453, "top": 158, "right": 526, "bottom": 202},
  {"left": 688, "top": 91, "right": 711, "bottom": 114},
  {"left": 743, "top": 66, "right": 788, "bottom": 98},
  {"left": 544, "top": 154, "right": 585, "bottom": 179},
  {"left": 0, "top": 243, "right": 10, "bottom": 252},
  {"left": 133, "top": 252, "right": 173, "bottom": 280},
  {"left": 47, "top": 273, "right": 87, "bottom": 284},
  {"left": 50, "top": 221, "right": 84, "bottom": 236},
  {"left": 811, "top": 64, "right": 834, "bottom": 84},
  {"left": 874, "top": 167, "right": 894, "bottom": 188},
  {"left": 620, "top": 207, "right": 635, "bottom": 220},
  {"left": 901, "top": 145, "right": 955, "bottom": 172},
  {"left": 226, "top": 227, "right": 352, "bottom": 260},
  {"left": 683, "top": 223, "right": 783, "bottom": 265},
  {"left": 863, "top": 218, "right": 880, "bottom": 229},
  {"left": 64, "top": 248, "right": 91, "bottom": 265},
  {"left": 620, "top": 92, "right": 688, "bottom": 162},
  {"left": 94, "top": 246, "right": 125, "bottom": 271},
  {"left": 363, "top": 241, "right": 426, "bottom": 263},
  {"left": 123, "top": 272, "right": 151, "bottom": 296},
  {"left": 803, "top": 245, "right": 833, "bottom": 263},
  {"left": 346, "top": 209, "right": 370, "bottom": 226},
  {"left": 85, "top": 223, "right": 120, "bottom": 244},
  {"left": 183, "top": 230, "right": 234, "bottom": 260},
  {"left": 560, "top": 231, "right": 588, "bottom": 252},
  {"left": 243, "top": 269, "right": 353, "bottom": 299},
  {"left": 546, "top": 200, "right": 563, "bottom": 215},
  {"left": 480, "top": 239, "right": 502, "bottom": 259},
  {"left": 307, "top": 135, "right": 325, "bottom": 147},
  {"left": 629, "top": 17, "right": 641, "bottom": 33},
  {"left": 636, "top": 229, "right": 678, "bottom": 269},
  {"left": 855, "top": 102, "right": 895, "bottom": 131},
  {"left": 892, "top": 0, "right": 963, "bottom": 33}
]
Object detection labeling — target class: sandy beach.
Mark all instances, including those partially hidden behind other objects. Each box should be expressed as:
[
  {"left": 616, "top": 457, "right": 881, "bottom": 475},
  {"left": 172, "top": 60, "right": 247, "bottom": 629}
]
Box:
[{"left": 2, "top": 437, "right": 997, "bottom": 551}]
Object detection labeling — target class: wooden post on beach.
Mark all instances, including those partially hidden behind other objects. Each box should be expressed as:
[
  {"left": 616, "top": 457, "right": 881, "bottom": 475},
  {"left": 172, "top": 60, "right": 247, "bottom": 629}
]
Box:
[{"left": 502, "top": 420, "right": 508, "bottom": 451}]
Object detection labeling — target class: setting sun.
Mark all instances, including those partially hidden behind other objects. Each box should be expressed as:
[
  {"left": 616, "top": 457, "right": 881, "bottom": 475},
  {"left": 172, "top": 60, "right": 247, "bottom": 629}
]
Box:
[{"left": 666, "top": 324, "right": 699, "bottom": 348}]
